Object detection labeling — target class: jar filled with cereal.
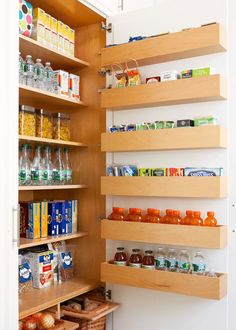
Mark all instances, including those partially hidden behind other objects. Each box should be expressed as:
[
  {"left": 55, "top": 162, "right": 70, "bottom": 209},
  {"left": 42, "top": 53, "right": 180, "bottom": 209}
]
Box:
[
  {"left": 53, "top": 113, "right": 71, "bottom": 141},
  {"left": 36, "top": 109, "right": 53, "bottom": 139},
  {"left": 19, "top": 105, "right": 36, "bottom": 136}
]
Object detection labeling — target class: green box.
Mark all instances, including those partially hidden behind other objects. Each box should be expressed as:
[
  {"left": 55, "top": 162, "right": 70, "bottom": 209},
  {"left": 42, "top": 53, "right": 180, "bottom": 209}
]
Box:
[{"left": 192, "top": 67, "right": 215, "bottom": 78}]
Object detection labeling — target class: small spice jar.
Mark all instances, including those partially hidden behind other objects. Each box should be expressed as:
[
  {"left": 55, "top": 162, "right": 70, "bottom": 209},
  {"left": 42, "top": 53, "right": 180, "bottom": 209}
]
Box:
[
  {"left": 142, "top": 208, "right": 161, "bottom": 223},
  {"left": 108, "top": 207, "right": 125, "bottom": 221},
  {"left": 126, "top": 208, "right": 142, "bottom": 222},
  {"left": 129, "top": 249, "right": 142, "bottom": 268},
  {"left": 114, "top": 247, "right": 127, "bottom": 266},
  {"left": 19, "top": 105, "right": 36, "bottom": 136},
  {"left": 53, "top": 112, "right": 71, "bottom": 141},
  {"left": 142, "top": 250, "right": 155, "bottom": 270},
  {"left": 36, "top": 109, "right": 53, "bottom": 139}
]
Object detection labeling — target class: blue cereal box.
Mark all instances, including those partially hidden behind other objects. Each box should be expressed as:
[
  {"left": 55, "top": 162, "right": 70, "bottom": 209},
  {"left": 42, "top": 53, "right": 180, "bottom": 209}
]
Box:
[
  {"left": 27, "top": 202, "right": 40, "bottom": 239},
  {"left": 67, "top": 200, "right": 73, "bottom": 234},
  {"left": 184, "top": 167, "right": 223, "bottom": 176},
  {"left": 58, "top": 201, "right": 67, "bottom": 235},
  {"left": 48, "top": 202, "right": 59, "bottom": 236}
]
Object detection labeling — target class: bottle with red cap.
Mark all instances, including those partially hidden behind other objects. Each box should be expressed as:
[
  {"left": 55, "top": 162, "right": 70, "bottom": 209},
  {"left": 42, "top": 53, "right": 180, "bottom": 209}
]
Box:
[
  {"left": 160, "top": 209, "right": 173, "bottom": 224},
  {"left": 191, "top": 211, "right": 203, "bottom": 226},
  {"left": 108, "top": 207, "right": 125, "bottom": 221},
  {"left": 142, "top": 208, "right": 161, "bottom": 223},
  {"left": 170, "top": 210, "right": 182, "bottom": 225},
  {"left": 204, "top": 211, "right": 217, "bottom": 226},
  {"left": 127, "top": 208, "right": 142, "bottom": 222},
  {"left": 181, "top": 210, "right": 193, "bottom": 225}
]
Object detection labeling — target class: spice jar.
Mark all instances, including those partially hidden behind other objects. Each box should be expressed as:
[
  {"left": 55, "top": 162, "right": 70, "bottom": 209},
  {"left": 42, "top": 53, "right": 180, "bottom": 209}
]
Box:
[
  {"left": 114, "top": 247, "right": 127, "bottom": 266},
  {"left": 142, "top": 208, "right": 161, "bottom": 223},
  {"left": 129, "top": 249, "right": 142, "bottom": 268},
  {"left": 19, "top": 105, "right": 36, "bottom": 136},
  {"left": 53, "top": 112, "right": 71, "bottom": 141},
  {"left": 108, "top": 207, "right": 125, "bottom": 221},
  {"left": 36, "top": 109, "right": 53, "bottom": 139},
  {"left": 126, "top": 208, "right": 142, "bottom": 222},
  {"left": 142, "top": 250, "right": 155, "bottom": 270}
]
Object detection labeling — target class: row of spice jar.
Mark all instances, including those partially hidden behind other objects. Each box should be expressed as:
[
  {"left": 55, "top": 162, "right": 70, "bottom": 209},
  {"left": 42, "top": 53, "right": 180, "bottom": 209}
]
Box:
[
  {"left": 108, "top": 207, "right": 218, "bottom": 226},
  {"left": 19, "top": 105, "right": 71, "bottom": 141}
]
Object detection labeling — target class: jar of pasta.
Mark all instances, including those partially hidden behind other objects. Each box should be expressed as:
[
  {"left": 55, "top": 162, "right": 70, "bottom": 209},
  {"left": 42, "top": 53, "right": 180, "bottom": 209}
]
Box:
[
  {"left": 19, "top": 105, "right": 36, "bottom": 136},
  {"left": 36, "top": 109, "right": 53, "bottom": 139},
  {"left": 53, "top": 113, "right": 71, "bottom": 141}
]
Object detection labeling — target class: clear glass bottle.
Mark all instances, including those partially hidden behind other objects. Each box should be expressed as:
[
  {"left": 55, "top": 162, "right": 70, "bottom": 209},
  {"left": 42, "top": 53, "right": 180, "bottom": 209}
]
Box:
[
  {"left": 178, "top": 250, "right": 191, "bottom": 273},
  {"left": 63, "top": 148, "right": 72, "bottom": 184},
  {"left": 19, "top": 52, "right": 25, "bottom": 85},
  {"left": 192, "top": 251, "right": 206, "bottom": 275},
  {"left": 53, "top": 147, "right": 65, "bottom": 185},
  {"left": 25, "top": 55, "right": 35, "bottom": 87},
  {"left": 44, "top": 62, "right": 54, "bottom": 93},
  {"left": 155, "top": 247, "right": 166, "bottom": 271},
  {"left": 18, "top": 145, "right": 23, "bottom": 185},
  {"left": 165, "top": 248, "right": 178, "bottom": 272},
  {"left": 31, "top": 145, "right": 43, "bottom": 186},
  {"left": 34, "top": 59, "right": 45, "bottom": 89},
  {"left": 19, "top": 144, "right": 32, "bottom": 186},
  {"left": 42, "top": 145, "right": 53, "bottom": 185}
]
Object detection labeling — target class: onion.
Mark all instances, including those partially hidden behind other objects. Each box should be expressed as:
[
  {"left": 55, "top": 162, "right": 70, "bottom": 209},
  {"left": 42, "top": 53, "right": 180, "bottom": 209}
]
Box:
[
  {"left": 32, "top": 312, "right": 43, "bottom": 323},
  {"left": 23, "top": 318, "right": 37, "bottom": 330},
  {"left": 38, "top": 313, "right": 55, "bottom": 329},
  {"left": 18, "top": 321, "right": 24, "bottom": 330}
]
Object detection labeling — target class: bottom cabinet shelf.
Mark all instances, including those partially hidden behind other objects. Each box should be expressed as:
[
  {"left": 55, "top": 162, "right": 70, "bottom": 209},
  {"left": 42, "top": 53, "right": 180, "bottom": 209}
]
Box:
[{"left": 101, "top": 262, "right": 227, "bottom": 300}]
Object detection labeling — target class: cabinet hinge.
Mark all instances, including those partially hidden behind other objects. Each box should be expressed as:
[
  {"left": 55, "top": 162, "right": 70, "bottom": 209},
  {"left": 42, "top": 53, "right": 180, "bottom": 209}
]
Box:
[
  {"left": 99, "top": 287, "right": 112, "bottom": 300},
  {"left": 101, "top": 22, "right": 112, "bottom": 33}
]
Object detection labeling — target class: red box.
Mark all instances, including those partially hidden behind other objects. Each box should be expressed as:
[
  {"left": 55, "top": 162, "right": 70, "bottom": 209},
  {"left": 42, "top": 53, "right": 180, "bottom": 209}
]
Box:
[{"left": 167, "top": 168, "right": 184, "bottom": 176}]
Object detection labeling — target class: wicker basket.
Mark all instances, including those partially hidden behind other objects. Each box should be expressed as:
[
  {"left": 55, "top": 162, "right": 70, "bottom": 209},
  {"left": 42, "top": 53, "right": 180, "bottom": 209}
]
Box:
[{"left": 63, "top": 315, "right": 106, "bottom": 330}]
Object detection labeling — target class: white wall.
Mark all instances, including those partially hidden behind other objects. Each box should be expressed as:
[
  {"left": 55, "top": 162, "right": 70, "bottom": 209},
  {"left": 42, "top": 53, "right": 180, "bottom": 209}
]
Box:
[{"left": 105, "top": 1, "right": 229, "bottom": 329}]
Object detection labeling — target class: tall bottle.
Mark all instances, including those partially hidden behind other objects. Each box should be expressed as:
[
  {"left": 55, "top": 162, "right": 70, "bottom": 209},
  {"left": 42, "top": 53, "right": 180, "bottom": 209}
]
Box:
[
  {"left": 165, "top": 248, "right": 178, "bottom": 272},
  {"left": 192, "top": 251, "right": 206, "bottom": 275},
  {"left": 31, "top": 145, "right": 43, "bottom": 186},
  {"left": 34, "top": 59, "right": 45, "bottom": 89},
  {"left": 42, "top": 145, "right": 53, "bottom": 185},
  {"left": 53, "top": 147, "right": 65, "bottom": 185},
  {"left": 178, "top": 250, "right": 191, "bottom": 273},
  {"left": 25, "top": 55, "right": 35, "bottom": 87},
  {"left": 155, "top": 247, "right": 166, "bottom": 271},
  {"left": 18, "top": 145, "right": 23, "bottom": 185},
  {"left": 44, "top": 62, "right": 54, "bottom": 93},
  {"left": 19, "top": 52, "right": 25, "bottom": 85},
  {"left": 19, "top": 144, "right": 32, "bottom": 186},
  {"left": 63, "top": 148, "right": 72, "bottom": 184}
]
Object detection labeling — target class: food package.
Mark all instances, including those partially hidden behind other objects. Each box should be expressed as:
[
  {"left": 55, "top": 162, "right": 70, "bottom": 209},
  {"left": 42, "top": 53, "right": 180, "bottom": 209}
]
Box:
[
  {"left": 167, "top": 168, "right": 184, "bottom": 176},
  {"left": 54, "top": 70, "right": 69, "bottom": 96},
  {"left": 70, "top": 200, "right": 78, "bottom": 234},
  {"left": 160, "top": 70, "right": 180, "bottom": 81},
  {"left": 40, "top": 201, "right": 48, "bottom": 238},
  {"left": 50, "top": 16, "right": 58, "bottom": 50},
  {"left": 57, "top": 201, "right": 67, "bottom": 235},
  {"left": 58, "top": 21, "right": 65, "bottom": 53},
  {"left": 36, "top": 109, "right": 53, "bottom": 139},
  {"left": 27, "top": 250, "right": 54, "bottom": 289},
  {"left": 184, "top": 167, "right": 223, "bottom": 176},
  {"left": 27, "top": 202, "right": 40, "bottom": 239},
  {"left": 19, "top": 202, "right": 29, "bottom": 238},
  {"left": 192, "top": 66, "right": 215, "bottom": 77},
  {"left": 177, "top": 119, "right": 194, "bottom": 127},
  {"left": 48, "top": 241, "right": 66, "bottom": 282},
  {"left": 194, "top": 116, "right": 217, "bottom": 126},
  {"left": 19, "top": 0, "right": 33, "bottom": 37},
  {"left": 48, "top": 201, "right": 60, "bottom": 236},
  {"left": 32, "top": 8, "right": 45, "bottom": 44},
  {"left": 64, "top": 25, "right": 70, "bottom": 55},
  {"left": 44, "top": 13, "right": 52, "bottom": 47},
  {"left": 126, "top": 59, "right": 141, "bottom": 87},
  {"left": 146, "top": 76, "right": 161, "bottom": 84},
  {"left": 18, "top": 255, "right": 33, "bottom": 295},
  {"left": 69, "top": 74, "right": 80, "bottom": 100},
  {"left": 69, "top": 28, "right": 75, "bottom": 56},
  {"left": 19, "top": 105, "right": 36, "bottom": 136},
  {"left": 139, "top": 168, "right": 151, "bottom": 176},
  {"left": 151, "top": 168, "right": 166, "bottom": 176},
  {"left": 112, "top": 64, "right": 128, "bottom": 88},
  {"left": 59, "top": 251, "right": 74, "bottom": 281},
  {"left": 33, "top": 7, "right": 45, "bottom": 25}
]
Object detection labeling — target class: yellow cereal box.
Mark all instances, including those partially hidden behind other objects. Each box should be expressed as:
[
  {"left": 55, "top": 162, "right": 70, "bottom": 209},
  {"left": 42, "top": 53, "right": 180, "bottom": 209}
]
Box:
[
  {"left": 50, "top": 16, "right": 58, "bottom": 33},
  {"left": 44, "top": 13, "right": 51, "bottom": 29},
  {"left": 64, "top": 25, "right": 70, "bottom": 54},
  {"left": 57, "top": 21, "right": 64, "bottom": 36},
  {"left": 57, "top": 21, "right": 65, "bottom": 52},
  {"left": 69, "top": 28, "right": 75, "bottom": 56},
  {"left": 40, "top": 202, "right": 48, "bottom": 238},
  {"left": 33, "top": 8, "right": 45, "bottom": 25},
  {"left": 32, "top": 23, "right": 45, "bottom": 44},
  {"left": 27, "top": 202, "right": 40, "bottom": 239}
]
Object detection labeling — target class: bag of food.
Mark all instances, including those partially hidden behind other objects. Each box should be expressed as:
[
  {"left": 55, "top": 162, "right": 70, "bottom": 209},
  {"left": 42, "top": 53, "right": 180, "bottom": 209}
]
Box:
[
  {"left": 58, "top": 250, "right": 74, "bottom": 281},
  {"left": 111, "top": 64, "right": 128, "bottom": 88},
  {"left": 126, "top": 59, "right": 141, "bottom": 87},
  {"left": 18, "top": 254, "right": 33, "bottom": 295}
]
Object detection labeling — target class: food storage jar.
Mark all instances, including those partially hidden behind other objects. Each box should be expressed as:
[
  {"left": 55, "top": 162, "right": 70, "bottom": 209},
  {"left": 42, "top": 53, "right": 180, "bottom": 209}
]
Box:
[
  {"left": 53, "top": 112, "right": 71, "bottom": 141},
  {"left": 36, "top": 109, "right": 53, "bottom": 139},
  {"left": 19, "top": 105, "right": 36, "bottom": 136}
]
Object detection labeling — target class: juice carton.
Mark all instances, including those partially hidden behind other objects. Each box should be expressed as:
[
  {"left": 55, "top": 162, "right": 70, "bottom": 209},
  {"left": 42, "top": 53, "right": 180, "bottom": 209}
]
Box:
[
  {"left": 69, "top": 28, "right": 75, "bottom": 56},
  {"left": 69, "top": 74, "right": 80, "bottom": 100},
  {"left": 40, "top": 201, "right": 48, "bottom": 238},
  {"left": 50, "top": 16, "right": 58, "bottom": 50},
  {"left": 44, "top": 13, "right": 52, "bottom": 47},
  {"left": 19, "top": 202, "right": 29, "bottom": 238},
  {"left": 58, "top": 201, "right": 67, "bottom": 235},
  {"left": 48, "top": 201, "right": 60, "bottom": 236},
  {"left": 54, "top": 70, "right": 69, "bottom": 97},
  {"left": 64, "top": 25, "right": 70, "bottom": 55},
  {"left": 58, "top": 21, "right": 65, "bottom": 53},
  {"left": 27, "top": 202, "right": 40, "bottom": 239},
  {"left": 19, "top": 0, "right": 33, "bottom": 37}
]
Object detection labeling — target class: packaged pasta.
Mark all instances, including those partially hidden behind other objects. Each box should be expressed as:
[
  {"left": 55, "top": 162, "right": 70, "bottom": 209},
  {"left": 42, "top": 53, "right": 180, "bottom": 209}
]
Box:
[
  {"left": 19, "top": 105, "right": 36, "bottom": 136},
  {"left": 36, "top": 109, "right": 53, "bottom": 139},
  {"left": 53, "top": 112, "right": 71, "bottom": 141}
]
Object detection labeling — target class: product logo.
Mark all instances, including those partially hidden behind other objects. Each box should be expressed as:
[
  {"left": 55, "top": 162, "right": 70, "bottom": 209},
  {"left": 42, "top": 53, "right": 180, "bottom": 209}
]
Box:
[
  {"left": 19, "top": 263, "right": 32, "bottom": 283},
  {"left": 61, "top": 252, "right": 73, "bottom": 269},
  {"left": 188, "top": 170, "right": 216, "bottom": 176}
]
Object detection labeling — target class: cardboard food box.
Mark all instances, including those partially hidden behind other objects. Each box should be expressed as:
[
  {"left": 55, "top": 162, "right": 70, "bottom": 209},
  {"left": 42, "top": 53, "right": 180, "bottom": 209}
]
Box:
[
  {"left": 19, "top": 202, "right": 29, "bottom": 238},
  {"left": 40, "top": 201, "right": 48, "bottom": 238},
  {"left": 19, "top": 0, "right": 33, "bottom": 37},
  {"left": 50, "top": 16, "right": 58, "bottom": 50},
  {"left": 69, "top": 28, "right": 75, "bottom": 56},
  {"left": 54, "top": 70, "right": 69, "bottom": 97},
  {"left": 69, "top": 74, "right": 80, "bottom": 100},
  {"left": 58, "top": 21, "right": 65, "bottom": 53},
  {"left": 44, "top": 13, "right": 52, "bottom": 47},
  {"left": 27, "top": 202, "right": 40, "bottom": 239},
  {"left": 48, "top": 201, "right": 60, "bottom": 236}
]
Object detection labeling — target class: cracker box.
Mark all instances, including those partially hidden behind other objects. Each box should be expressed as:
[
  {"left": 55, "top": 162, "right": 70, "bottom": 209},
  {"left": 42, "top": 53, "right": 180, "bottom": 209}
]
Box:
[
  {"left": 48, "top": 201, "right": 60, "bottom": 236},
  {"left": 58, "top": 21, "right": 65, "bottom": 53},
  {"left": 69, "top": 74, "right": 80, "bottom": 100},
  {"left": 50, "top": 16, "right": 58, "bottom": 50},
  {"left": 54, "top": 70, "right": 69, "bottom": 97},
  {"left": 167, "top": 168, "right": 184, "bottom": 176},
  {"left": 160, "top": 70, "right": 180, "bottom": 82},
  {"left": 67, "top": 200, "right": 73, "bottom": 234},
  {"left": 40, "top": 201, "right": 48, "bottom": 238},
  {"left": 31, "top": 23, "right": 45, "bottom": 44},
  {"left": 27, "top": 202, "right": 40, "bottom": 239},
  {"left": 139, "top": 168, "right": 151, "bottom": 176},
  {"left": 19, "top": 202, "right": 29, "bottom": 238},
  {"left": 184, "top": 167, "right": 223, "bottom": 176},
  {"left": 19, "top": 261, "right": 33, "bottom": 294},
  {"left": 27, "top": 251, "right": 54, "bottom": 289},
  {"left": 64, "top": 25, "right": 70, "bottom": 55},
  {"left": 19, "top": 0, "right": 33, "bottom": 37},
  {"left": 33, "top": 7, "right": 45, "bottom": 25},
  {"left": 192, "top": 66, "right": 215, "bottom": 78},
  {"left": 69, "top": 28, "right": 75, "bottom": 56},
  {"left": 44, "top": 13, "right": 52, "bottom": 47},
  {"left": 58, "top": 201, "right": 67, "bottom": 235},
  {"left": 151, "top": 168, "right": 166, "bottom": 176}
]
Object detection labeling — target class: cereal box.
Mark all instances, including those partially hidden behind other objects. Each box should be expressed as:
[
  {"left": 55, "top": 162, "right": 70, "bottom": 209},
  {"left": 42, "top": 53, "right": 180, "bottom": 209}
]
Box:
[
  {"left": 33, "top": 7, "right": 45, "bottom": 25},
  {"left": 69, "top": 74, "right": 80, "bottom": 100},
  {"left": 54, "top": 70, "right": 69, "bottom": 97},
  {"left": 69, "top": 28, "right": 75, "bottom": 56},
  {"left": 151, "top": 168, "right": 166, "bottom": 176},
  {"left": 167, "top": 168, "right": 184, "bottom": 176},
  {"left": 31, "top": 23, "right": 45, "bottom": 44},
  {"left": 27, "top": 202, "right": 40, "bottom": 239},
  {"left": 58, "top": 21, "right": 65, "bottom": 53},
  {"left": 19, "top": 202, "right": 29, "bottom": 238},
  {"left": 58, "top": 201, "right": 67, "bottom": 235},
  {"left": 40, "top": 201, "right": 48, "bottom": 238},
  {"left": 48, "top": 201, "right": 60, "bottom": 236},
  {"left": 64, "top": 25, "right": 70, "bottom": 55},
  {"left": 50, "top": 16, "right": 58, "bottom": 50}
]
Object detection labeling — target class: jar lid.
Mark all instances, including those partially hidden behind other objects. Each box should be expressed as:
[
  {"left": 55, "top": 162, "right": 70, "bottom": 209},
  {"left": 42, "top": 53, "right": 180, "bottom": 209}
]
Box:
[
  {"left": 132, "top": 248, "right": 140, "bottom": 253},
  {"left": 145, "top": 250, "right": 153, "bottom": 254},
  {"left": 117, "top": 247, "right": 125, "bottom": 251},
  {"left": 53, "top": 112, "right": 70, "bottom": 119},
  {"left": 35, "top": 108, "right": 52, "bottom": 115},
  {"left": 19, "top": 105, "right": 35, "bottom": 113}
]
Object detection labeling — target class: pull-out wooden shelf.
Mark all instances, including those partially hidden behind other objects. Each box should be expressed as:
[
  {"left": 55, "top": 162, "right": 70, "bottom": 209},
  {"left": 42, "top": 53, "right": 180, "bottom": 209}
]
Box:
[
  {"left": 101, "top": 75, "right": 226, "bottom": 110},
  {"left": 101, "top": 126, "right": 227, "bottom": 152},
  {"left": 101, "top": 262, "right": 227, "bottom": 300},
  {"left": 62, "top": 320, "right": 79, "bottom": 330},
  {"left": 101, "top": 220, "right": 227, "bottom": 249},
  {"left": 101, "top": 23, "right": 226, "bottom": 67},
  {"left": 101, "top": 176, "right": 227, "bottom": 198},
  {"left": 19, "top": 278, "right": 99, "bottom": 320},
  {"left": 20, "top": 35, "right": 89, "bottom": 70},
  {"left": 19, "top": 85, "right": 86, "bottom": 111},
  {"left": 19, "top": 135, "right": 87, "bottom": 148},
  {"left": 19, "top": 184, "right": 86, "bottom": 191}
]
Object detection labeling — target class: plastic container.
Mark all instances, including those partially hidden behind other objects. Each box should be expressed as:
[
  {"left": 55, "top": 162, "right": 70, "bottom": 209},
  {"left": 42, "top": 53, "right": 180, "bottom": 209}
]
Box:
[
  {"left": 108, "top": 207, "right": 125, "bottom": 221},
  {"left": 142, "top": 208, "right": 161, "bottom": 223},
  {"left": 170, "top": 210, "right": 182, "bottom": 225},
  {"left": 19, "top": 105, "right": 36, "bottom": 136},
  {"left": 181, "top": 210, "right": 193, "bottom": 225},
  {"left": 36, "top": 109, "right": 53, "bottom": 139},
  {"left": 53, "top": 112, "right": 71, "bottom": 141},
  {"left": 126, "top": 208, "right": 142, "bottom": 222},
  {"left": 160, "top": 209, "right": 173, "bottom": 224},
  {"left": 204, "top": 211, "right": 217, "bottom": 226},
  {"left": 114, "top": 247, "right": 127, "bottom": 266},
  {"left": 191, "top": 211, "right": 203, "bottom": 226}
]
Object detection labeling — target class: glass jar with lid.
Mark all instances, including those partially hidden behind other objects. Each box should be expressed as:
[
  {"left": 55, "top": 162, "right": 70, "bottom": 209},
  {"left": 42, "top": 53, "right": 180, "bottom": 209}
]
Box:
[
  {"left": 19, "top": 105, "right": 36, "bottom": 136},
  {"left": 53, "top": 112, "right": 71, "bottom": 141},
  {"left": 114, "top": 247, "right": 127, "bottom": 266},
  {"left": 142, "top": 250, "right": 155, "bottom": 270},
  {"left": 108, "top": 207, "right": 125, "bottom": 221},
  {"left": 129, "top": 249, "right": 142, "bottom": 268},
  {"left": 126, "top": 208, "right": 142, "bottom": 222},
  {"left": 36, "top": 109, "right": 53, "bottom": 139}
]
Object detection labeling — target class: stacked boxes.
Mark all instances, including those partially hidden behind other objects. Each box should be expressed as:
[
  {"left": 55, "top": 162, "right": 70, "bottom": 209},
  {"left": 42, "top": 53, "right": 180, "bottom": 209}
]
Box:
[
  {"left": 19, "top": 0, "right": 33, "bottom": 37},
  {"left": 32, "top": 7, "right": 45, "bottom": 44}
]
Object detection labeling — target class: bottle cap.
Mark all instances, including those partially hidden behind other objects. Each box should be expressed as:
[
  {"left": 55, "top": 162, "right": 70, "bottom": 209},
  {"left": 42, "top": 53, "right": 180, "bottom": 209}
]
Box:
[
  {"left": 132, "top": 248, "right": 140, "bottom": 253},
  {"left": 173, "top": 210, "right": 180, "bottom": 216},
  {"left": 145, "top": 250, "right": 153, "bottom": 254},
  {"left": 193, "top": 211, "right": 201, "bottom": 217},
  {"left": 207, "top": 211, "right": 215, "bottom": 216},
  {"left": 117, "top": 247, "right": 125, "bottom": 251},
  {"left": 186, "top": 210, "right": 193, "bottom": 215},
  {"left": 147, "top": 208, "right": 160, "bottom": 215}
]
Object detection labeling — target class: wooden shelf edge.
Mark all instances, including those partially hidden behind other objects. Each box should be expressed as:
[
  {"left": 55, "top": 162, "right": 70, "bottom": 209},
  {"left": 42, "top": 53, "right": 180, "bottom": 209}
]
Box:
[
  {"left": 19, "top": 135, "right": 88, "bottom": 148},
  {"left": 19, "top": 184, "right": 87, "bottom": 191}
]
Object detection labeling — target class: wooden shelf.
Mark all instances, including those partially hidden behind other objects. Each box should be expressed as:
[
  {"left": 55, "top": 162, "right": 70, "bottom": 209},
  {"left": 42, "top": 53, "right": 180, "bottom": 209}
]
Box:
[
  {"left": 101, "top": 176, "right": 227, "bottom": 198},
  {"left": 101, "top": 75, "right": 226, "bottom": 110},
  {"left": 19, "top": 85, "right": 86, "bottom": 111},
  {"left": 19, "top": 277, "right": 99, "bottom": 320},
  {"left": 19, "top": 35, "right": 89, "bottom": 70},
  {"left": 19, "top": 232, "right": 88, "bottom": 249},
  {"left": 101, "top": 126, "right": 227, "bottom": 152},
  {"left": 19, "top": 184, "right": 86, "bottom": 191},
  {"left": 62, "top": 320, "right": 79, "bottom": 330},
  {"left": 101, "top": 220, "right": 227, "bottom": 249},
  {"left": 101, "top": 262, "right": 227, "bottom": 300},
  {"left": 19, "top": 135, "right": 87, "bottom": 148}
]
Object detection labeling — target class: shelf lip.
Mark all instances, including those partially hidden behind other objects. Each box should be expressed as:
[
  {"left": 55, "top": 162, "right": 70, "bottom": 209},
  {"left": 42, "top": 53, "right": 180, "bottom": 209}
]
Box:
[
  {"left": 101, "top": 23, "right": 227, "bottom": 67},
  {"left": 19, "top": 232, "right": 88, "bottom": 249},
  {"left": 19, "top": 277, "right": 100, "bottom": 320},
  {"left": 101, "top": 220, "right": 227, "bottom": 249},
  {"left": 101, "top": 126, "right": 227, "bottom": 152},
  {"left": 19, "top": 184, "right": 87, "bottom": 191},
  {"left": 19, "top": 135, "right": 88, "bottom": 148},
  {"left": 19, "top": 35, "right": 89, "bottom": 69},
  {"left": 101, "top": 262, "right": 227, "bottom": 300}
]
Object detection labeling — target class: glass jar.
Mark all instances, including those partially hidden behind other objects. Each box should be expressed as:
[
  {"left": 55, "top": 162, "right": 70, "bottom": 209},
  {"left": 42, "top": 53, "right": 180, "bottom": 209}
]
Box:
[
  {"left": 170, "top": 210, "right": 182, "bottom": 225},
  {"left": 160, "top": 209, "right": 173, "bottom": 224},
  {"left": 108, "top": 207, "right": 125, "bottom": 221},
  {"left": 19, "top": 105, "right": 36, "bottom": 136},
  {"left": 142, "top": 250, "right": 155, "bottom": 270},
  {"left": 142, "top": 208, "right": 161, "bottom": 223},
  {"left": 126, "top": 208, "right": 142, "bottom": 222},
  {"left": 114, "top": 247, "right": 127, "bottom": 266},
  {"left": 129, "top": 249, "right": 142, "bottom": 268},
  {"left": 36, "top": 109, "right": 53, "bottom": 139},
  {"left": 53, "top": 112, "right": 71, "bottom": 141}
]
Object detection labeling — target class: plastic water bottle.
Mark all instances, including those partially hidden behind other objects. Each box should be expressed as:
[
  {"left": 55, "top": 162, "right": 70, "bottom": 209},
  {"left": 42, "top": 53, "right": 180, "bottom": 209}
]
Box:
[
  {"left": 165, "top": 248, "right": 178, "bottom": 272},
  {"left": 25, "top": 55, "right": 35, "bottom": 87},
  {"left": 53, "top": 147, "right": 65, "bottom": 185},
  {"left": 19, "top": 52, "right": 25, "bottom": 85},
  {"left": 19, "top": 144, "right": 32, "bottom": 186},
  {"left": 44, "top": 62, "right": 54, "bottom": 92},
  {"left": 155, "top": 247, "right": 166, "bottom": 271},
  {"left": 42, "top": 145, "right": 53, "bottom": 185},
  {"left": 63, "top": 148, "right": 73, "bottom": 184},
  {"left": 34, "top": 59, "right": 45, "bottom": 89},
  {"left": 192, "top": 251, "right": 206, "bottom": 275},
  {"left": 178, "top": 250, "right": 191, "bottom": 273},
  {"left": 31, "top": 145, "right": 44, "bottom": 186}
]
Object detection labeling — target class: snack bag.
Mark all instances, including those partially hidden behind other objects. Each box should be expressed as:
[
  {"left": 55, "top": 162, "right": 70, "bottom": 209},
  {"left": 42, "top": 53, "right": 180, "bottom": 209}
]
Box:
[
  {"left": 126, "top": 59, "right": 141, "bottom": 87},
  {"left": 111, "top": 64, "right": 128, "bottom": 88},
  {"left": 59, "top": 250, "right": 74, "bottom": 281},
  {"left": 18, "top": 255, "right": 33, "bottom": 295}
]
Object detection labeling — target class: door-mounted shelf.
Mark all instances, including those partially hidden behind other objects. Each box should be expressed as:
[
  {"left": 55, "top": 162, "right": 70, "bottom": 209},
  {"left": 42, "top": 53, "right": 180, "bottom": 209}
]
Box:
[
  {"left": 101, "top": 262, "right": 227, "bottom": 300},
  {"left": 101, "top": 176, "right": 227, "bottom": 198},
  {"left": 101, "top": 126, "right": 227, "bottom": 152},
  {"left": 101, "top": 220, "right": 227, "bottom": 249}
]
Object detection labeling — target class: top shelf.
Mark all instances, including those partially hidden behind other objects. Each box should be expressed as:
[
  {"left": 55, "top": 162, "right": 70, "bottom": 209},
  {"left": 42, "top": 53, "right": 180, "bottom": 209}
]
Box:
[{"left": 101, "top": 23, "right": 227, "bottom": 67}]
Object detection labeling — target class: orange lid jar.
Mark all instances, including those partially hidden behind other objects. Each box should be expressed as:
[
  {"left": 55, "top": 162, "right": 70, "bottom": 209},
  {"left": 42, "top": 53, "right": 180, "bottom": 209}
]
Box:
[
  {"left": 127, "top": 208, "right": 142, "bottom": 222},
  {"left": 108, "top": 207, "right": 125, "bottom": 221},
  {"left": 142, "top": 208, "right": 161, "bottom": 223}
]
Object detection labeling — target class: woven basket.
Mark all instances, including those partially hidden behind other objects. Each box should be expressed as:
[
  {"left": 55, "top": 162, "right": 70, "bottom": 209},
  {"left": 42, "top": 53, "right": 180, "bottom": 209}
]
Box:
[{"left": 63, "top": 315, "right": 106, "bottom": 330}]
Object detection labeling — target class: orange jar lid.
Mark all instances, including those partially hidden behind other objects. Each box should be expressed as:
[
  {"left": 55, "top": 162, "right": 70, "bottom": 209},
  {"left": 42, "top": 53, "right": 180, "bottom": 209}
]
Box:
[{"left": 207, "top": 211, "right": 215, "bottom": 216}]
